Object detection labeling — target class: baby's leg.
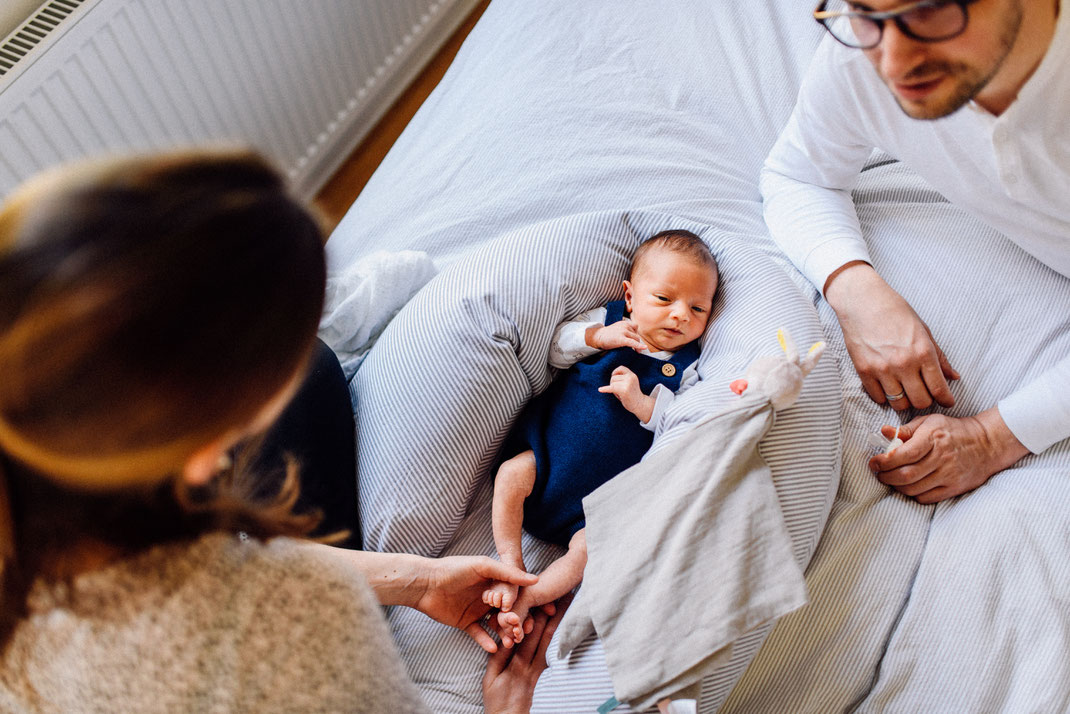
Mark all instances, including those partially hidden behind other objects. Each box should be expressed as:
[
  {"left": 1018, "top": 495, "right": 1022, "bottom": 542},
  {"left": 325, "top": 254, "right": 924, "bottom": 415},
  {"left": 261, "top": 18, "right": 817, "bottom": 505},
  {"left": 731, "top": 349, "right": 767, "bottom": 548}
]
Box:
[
  {"left": 499, "top": 528, "right": 587, "bottom": 646},
  {"left": 483, "top": 450, "right": 537, "bottom": 612}
]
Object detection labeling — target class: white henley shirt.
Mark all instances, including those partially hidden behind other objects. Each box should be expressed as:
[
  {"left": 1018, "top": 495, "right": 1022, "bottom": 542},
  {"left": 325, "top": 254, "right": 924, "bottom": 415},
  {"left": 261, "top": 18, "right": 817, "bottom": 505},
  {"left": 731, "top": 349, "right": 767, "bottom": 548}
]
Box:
[{"left": 760, "top": 8, "right": 1070, "bottom": 453}]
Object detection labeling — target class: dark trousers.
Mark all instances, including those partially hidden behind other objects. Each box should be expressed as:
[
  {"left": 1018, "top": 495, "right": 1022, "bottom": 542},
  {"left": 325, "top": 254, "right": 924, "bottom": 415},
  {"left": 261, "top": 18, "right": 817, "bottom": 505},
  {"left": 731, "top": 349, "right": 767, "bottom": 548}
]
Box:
[{"left": 254, "top": 339, "right": 362, "bottom": 549}]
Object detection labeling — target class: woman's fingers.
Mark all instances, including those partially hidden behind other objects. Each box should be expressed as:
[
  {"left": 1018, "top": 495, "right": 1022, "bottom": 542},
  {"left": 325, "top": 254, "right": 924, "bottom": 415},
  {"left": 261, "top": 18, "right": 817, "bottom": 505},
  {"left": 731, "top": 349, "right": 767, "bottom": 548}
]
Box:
[
  {"left": 465, "top": 622, "right": 500, "bottom": 654},
  {"left": 474, "top": 558, "right": 538, "bottom": 586}
]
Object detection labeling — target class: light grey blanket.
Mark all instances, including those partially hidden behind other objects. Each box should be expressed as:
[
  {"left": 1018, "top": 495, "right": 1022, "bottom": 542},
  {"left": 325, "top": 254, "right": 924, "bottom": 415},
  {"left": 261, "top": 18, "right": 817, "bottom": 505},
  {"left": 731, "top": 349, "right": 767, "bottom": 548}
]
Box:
[{"left": 557, "top": 390, "right": 808, "bottom": 709}]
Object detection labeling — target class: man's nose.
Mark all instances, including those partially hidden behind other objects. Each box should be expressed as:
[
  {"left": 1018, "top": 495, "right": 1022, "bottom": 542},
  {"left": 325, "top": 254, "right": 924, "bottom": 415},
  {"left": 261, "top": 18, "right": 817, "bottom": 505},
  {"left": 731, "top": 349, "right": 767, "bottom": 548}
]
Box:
[{"left": 874, "top": 22, "right": 925, "bottom": 80}]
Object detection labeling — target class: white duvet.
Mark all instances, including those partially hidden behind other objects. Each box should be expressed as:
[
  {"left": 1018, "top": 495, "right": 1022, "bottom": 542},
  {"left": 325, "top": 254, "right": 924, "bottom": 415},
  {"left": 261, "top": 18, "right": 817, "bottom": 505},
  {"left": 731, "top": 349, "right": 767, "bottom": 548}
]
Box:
[{"left": 325, "top": 0, "right": 1070, "bottom": 711}]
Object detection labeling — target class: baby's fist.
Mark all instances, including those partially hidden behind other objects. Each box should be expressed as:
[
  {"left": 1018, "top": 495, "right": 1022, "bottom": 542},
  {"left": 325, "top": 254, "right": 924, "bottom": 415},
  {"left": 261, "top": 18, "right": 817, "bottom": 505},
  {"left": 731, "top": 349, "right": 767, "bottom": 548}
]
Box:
[
  {"left": 586, "top": 320, "right": 646, "bottom": 353},
  {"left": 598, "top": 365, "right": 654, "bottom": 421}
]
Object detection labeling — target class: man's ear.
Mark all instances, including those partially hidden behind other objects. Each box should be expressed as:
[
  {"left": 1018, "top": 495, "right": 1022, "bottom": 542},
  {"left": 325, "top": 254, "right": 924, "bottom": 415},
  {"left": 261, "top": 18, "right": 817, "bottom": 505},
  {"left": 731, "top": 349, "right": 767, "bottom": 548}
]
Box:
[{"left": 623, "top": 280, "right": 633, "bottom": 312}]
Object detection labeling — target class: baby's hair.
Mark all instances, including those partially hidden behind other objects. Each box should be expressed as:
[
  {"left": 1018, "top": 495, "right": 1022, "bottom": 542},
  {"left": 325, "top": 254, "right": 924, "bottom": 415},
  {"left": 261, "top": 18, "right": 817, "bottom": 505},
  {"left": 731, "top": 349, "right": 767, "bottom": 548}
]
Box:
[{"left": 631, "top": 229, "right": 719, "bottom": 281}]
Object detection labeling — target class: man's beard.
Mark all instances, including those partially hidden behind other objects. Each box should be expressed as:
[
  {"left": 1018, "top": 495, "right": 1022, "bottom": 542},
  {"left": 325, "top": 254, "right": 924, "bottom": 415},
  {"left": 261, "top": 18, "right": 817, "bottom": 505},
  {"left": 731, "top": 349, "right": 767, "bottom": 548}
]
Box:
[{"left": 889, "top": 2, "right": 1023, "bottom": 119}]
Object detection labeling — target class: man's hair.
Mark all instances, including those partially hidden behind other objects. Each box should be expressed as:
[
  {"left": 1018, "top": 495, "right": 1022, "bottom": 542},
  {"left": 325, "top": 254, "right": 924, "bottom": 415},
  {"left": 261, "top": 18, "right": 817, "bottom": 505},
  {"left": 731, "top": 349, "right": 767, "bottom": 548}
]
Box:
[{"left": 631, "top": 229, "right": 719, "bottom": 282}]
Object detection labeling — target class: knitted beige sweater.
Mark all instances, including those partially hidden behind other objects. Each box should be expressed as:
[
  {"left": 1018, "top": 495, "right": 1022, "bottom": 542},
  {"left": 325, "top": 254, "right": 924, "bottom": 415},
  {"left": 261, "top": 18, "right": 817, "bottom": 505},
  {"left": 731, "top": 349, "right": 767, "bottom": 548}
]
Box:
[{"left": 0, "top": 533, "right": 428, "bottom": 713}]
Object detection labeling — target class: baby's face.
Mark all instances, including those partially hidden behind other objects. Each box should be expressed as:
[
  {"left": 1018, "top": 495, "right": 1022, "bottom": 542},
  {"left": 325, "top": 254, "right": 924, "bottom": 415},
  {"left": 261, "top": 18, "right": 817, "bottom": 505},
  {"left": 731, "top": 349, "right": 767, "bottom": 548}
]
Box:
[{"left": 624, "top": 249, "right": 717, "bottom": 352}]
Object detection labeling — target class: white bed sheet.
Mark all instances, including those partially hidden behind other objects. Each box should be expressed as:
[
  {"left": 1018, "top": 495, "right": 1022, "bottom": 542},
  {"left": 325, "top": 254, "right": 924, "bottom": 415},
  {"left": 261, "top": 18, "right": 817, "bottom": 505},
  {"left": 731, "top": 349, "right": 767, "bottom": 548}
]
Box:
[
  {"left": 327, "top": 0, "right": 819, "bottom": 273},
  {"left": 325, "top": 0, "right": 1070, "bottom": 711}
]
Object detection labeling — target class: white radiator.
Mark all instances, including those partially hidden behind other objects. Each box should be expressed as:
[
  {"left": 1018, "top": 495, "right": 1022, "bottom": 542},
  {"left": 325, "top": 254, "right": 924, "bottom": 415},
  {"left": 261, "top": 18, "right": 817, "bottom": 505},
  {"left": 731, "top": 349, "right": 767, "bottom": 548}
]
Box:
[{"left": 0, "top": 0, "right": 480, "bottom": 201}]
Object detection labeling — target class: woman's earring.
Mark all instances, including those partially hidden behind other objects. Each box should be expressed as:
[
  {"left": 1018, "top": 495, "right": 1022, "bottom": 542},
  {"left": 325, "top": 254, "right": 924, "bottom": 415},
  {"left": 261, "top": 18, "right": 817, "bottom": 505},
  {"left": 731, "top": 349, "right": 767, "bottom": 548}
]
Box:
[{"left": 216, "top": 453, "right": 233, "bottom": 472}]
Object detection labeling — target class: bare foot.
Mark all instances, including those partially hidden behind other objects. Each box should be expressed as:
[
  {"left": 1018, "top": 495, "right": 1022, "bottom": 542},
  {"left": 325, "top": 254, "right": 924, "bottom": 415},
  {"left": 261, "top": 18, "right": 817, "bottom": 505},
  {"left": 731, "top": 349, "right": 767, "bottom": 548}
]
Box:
[
  {"left": 496, "top": 587, "right": 538, "bottom": 646},
  {"left": 482, "top": 581, "right": 519, "bottom": 612}
]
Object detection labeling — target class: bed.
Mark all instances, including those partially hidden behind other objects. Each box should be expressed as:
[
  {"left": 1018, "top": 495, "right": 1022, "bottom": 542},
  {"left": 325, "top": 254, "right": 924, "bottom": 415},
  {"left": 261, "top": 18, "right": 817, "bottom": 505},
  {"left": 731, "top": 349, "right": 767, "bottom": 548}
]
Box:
[{"left": 322, "top": 0, "right": 1070, "bottom": 711}]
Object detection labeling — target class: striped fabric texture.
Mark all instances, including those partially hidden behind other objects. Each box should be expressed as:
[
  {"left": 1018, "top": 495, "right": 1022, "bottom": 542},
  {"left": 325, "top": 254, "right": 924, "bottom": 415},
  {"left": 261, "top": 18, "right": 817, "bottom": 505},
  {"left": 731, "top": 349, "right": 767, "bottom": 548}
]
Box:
[
  {"left": 327, "top": 0, "right": 1070, "bottom": 711},
  {"left": 722, "top": 162, "right": 1070, "bottom": 713},
  {"left": 354, "top": 211, "right": 840, "bottom": 713}
]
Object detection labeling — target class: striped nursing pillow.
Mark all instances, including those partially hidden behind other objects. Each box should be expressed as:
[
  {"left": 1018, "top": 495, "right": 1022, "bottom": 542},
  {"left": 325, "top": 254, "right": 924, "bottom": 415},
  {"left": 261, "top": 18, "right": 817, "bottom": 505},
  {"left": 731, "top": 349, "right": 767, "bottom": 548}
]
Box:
[{"left": 351, "top": 209, "right": 840, "bottom": 712}]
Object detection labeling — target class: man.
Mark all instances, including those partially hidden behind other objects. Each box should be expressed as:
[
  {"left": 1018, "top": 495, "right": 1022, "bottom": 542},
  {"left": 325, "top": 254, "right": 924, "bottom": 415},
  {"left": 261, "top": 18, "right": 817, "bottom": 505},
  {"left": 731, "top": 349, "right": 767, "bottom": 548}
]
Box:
[{"left": 762, "top": 0, "right": 1068, "bottom": 503}]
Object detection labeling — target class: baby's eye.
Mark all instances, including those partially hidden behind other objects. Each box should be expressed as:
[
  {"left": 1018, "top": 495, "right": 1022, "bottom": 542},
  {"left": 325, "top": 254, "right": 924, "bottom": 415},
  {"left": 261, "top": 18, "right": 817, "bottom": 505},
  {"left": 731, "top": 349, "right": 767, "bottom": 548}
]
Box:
[
  {"left": 655, "top": 295, "right": 669, "bottom": 302},
  {"left": 692, "top": 306, "right": 706, "bottom": 314}
]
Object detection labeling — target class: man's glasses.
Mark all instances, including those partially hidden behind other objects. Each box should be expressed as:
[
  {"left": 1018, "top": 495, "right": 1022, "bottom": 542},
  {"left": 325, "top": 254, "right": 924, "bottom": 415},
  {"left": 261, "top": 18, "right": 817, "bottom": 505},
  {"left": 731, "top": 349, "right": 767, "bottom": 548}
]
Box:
[{"left": 814, "top": 0, "right": 979, "bottom": 50}]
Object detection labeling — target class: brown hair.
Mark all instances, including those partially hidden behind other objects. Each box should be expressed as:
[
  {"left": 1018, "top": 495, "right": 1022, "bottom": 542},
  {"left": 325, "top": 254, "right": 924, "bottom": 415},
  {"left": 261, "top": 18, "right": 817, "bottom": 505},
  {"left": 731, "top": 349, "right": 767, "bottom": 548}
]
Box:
[
  {"left": 0, "top": 150, "right": 327, "bottom": 647},
  {"left": 631, "top": 229, "right": 719, "bottom": 283}
]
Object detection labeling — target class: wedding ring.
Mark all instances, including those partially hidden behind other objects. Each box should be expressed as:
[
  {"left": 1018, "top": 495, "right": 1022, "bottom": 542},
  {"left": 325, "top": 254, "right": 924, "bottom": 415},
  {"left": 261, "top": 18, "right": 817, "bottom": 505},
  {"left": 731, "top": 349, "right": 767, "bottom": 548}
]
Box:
[{"left": 884, "top": 391, "right": 905, "bottom": 401}]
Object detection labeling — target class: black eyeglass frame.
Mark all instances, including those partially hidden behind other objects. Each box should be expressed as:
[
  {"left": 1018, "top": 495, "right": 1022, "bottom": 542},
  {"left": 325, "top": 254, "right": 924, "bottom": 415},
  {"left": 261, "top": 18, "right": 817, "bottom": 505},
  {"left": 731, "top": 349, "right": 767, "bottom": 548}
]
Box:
[{"left": 813, "top": 0, "right": 980, "bottom": 50}]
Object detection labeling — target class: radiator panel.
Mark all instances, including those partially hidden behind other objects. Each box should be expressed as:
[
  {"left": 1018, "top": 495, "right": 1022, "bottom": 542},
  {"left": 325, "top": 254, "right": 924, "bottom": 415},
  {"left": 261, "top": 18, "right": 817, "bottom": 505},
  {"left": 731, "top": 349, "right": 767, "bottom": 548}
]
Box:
[{"left": 0, "top": 0, "right": 479, "bottom": 200}]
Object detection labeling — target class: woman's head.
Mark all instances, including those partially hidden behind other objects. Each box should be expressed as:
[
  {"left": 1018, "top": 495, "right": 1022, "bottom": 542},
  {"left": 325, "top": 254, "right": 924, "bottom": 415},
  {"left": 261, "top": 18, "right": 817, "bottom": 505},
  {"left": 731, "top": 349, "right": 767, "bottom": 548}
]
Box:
[
  {"left": 0, "top": 149, "right": 326, "bottom": 489},
  {"left": 0, "top": 150, "right": 329, "bottom": 646}
]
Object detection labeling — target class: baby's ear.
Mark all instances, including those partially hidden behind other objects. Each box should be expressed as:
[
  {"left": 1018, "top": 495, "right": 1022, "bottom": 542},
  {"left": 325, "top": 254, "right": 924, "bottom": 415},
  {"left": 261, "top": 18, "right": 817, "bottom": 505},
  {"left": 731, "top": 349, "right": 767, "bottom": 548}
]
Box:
[{"left": 622, "top": 280, "right": 633, "bottom": 310}]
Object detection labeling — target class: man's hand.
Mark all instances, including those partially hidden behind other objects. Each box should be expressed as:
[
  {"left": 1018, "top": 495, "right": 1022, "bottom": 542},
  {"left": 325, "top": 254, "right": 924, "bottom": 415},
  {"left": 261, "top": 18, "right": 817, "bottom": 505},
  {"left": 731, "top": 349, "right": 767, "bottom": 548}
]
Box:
[
  {"left": 412, "top": 556, "right": 538, "bottom": 653},
  {"left": 598, "top": 365, "right": 655, "bottom": 422},
  {"left": 482, "top": 597, "right": 569, "bottom": 714},
  {"left": 825, "top": 262, "right": 959, "bottom": 411},
  {"left": 869, "top": 408, "right": 1030, "bottom": 503},
  {"left": 586, "top": 319, "right": 647, "bottom": 352}
]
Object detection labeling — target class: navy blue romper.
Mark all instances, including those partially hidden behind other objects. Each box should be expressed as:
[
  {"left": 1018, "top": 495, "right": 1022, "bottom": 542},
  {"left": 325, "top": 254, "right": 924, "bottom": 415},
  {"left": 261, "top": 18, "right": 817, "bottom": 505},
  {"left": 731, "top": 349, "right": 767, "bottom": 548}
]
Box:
[{"left": 502, "top": 300, "right": 701, "bottom": 547}]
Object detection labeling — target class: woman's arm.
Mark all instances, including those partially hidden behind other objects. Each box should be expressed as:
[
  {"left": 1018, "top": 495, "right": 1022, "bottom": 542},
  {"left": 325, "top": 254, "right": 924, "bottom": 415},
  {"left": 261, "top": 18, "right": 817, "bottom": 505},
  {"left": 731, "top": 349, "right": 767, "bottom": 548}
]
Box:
[{"left": 307, "top": 545, "right": 537, "bottom": 653}]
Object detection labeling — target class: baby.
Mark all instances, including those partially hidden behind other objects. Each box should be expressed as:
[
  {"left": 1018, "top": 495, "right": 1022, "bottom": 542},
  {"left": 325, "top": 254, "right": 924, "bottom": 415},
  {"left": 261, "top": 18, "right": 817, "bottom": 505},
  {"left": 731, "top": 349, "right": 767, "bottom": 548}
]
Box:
[{"left": 483, "top": 229, "right": 719, "bottom": 646}]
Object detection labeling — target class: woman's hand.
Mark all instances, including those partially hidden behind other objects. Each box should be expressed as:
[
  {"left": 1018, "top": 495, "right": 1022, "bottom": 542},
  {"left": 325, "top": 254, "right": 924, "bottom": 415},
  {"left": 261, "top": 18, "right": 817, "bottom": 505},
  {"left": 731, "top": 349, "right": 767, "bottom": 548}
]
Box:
[
  {"left": 412, "top": 555, "right": 538, "bottom": 653},
  {"left": 482, "top": 598, "right": 568, "bottom": 713},
  {"left": 825, "top": 262, "right": 958, "bottom": 411},
  {"left": 346, "top": 550, "right": 537, "bottom": 653}
]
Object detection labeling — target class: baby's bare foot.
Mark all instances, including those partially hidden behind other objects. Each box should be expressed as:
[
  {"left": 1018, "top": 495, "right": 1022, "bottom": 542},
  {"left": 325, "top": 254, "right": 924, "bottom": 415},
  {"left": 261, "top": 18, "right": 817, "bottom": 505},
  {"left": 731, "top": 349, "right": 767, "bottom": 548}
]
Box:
[
  {"left": 496, "top": 588, "right": 538, "bottom": 645},
  {"left": 482, "top": 581, "right": 519, "bottom": 611}
]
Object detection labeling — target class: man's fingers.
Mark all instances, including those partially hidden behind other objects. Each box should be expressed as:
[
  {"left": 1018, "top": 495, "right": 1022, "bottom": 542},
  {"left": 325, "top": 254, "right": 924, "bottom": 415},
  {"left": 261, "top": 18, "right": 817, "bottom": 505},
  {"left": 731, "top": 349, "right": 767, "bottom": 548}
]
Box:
[
  {"left": 484, "top": 640, "right": 510, "bottom": 679},
  {"left": 901, "top": 372, "right": 933, "bottom": 410},
  {"left": 915, "top": 485, "right": 955, "bottom": 504},
  {"left": 513, "top": 611, "right": 548, "bottom": 665},
  {"left": 921, "top": 360, "right": 955, "bottom": 408},
  {"left": 877, "top": 377, "right": 908, "bottom": 411},
  {"left": 874, "top": 458, "right": 935, "bottom": 487},
  {"left": 533, "top": 603, "right": 566, "bottom": 673},
  {"left": 893, "top": 469, "right": 946, "bottom": 497},
  {"left": 879, "top": 423, "right": 909, "bottom": 441},
  {"left": 933, "top": 340, "right": 960, "bottom": 381},
  {"left": 871, "top": 428, "right": 934, "bottom": 476},
  {"left": 860, "top": 374, "right": 887, "bottom": 405},
  {"left": 894, "top": 416, "right": 924, "bottom": 441}
]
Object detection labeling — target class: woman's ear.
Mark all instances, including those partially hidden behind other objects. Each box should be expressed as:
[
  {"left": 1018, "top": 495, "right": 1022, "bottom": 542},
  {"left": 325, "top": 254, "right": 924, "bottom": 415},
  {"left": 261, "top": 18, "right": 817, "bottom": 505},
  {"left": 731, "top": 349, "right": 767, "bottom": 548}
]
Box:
[
  {"left": 623, "top": 280, "right": 633, "bottom": 312},
  {"left": 182, "top": 438, "right": 231, "bottom": 486}
]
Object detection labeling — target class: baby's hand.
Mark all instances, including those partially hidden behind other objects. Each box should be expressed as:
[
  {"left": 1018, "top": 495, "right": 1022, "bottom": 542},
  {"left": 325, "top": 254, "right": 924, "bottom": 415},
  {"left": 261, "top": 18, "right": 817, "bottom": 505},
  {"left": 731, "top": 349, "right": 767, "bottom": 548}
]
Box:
[
  {"left": 598, "top": 366, "right": 655, "bottom": 422},
  {"left": 586, "top": 320, "right": 646, "bottom": 352}
]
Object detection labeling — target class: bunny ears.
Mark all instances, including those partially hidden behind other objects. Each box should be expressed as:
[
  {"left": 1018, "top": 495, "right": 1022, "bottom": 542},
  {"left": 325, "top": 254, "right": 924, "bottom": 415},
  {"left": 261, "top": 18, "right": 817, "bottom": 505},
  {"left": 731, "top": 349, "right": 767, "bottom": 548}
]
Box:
[
  {"left": 777, "top": 327, "right": 825, "bottom": 376},
  {"left": 731, "top": 328, "right": 827, "bottom": 411}
]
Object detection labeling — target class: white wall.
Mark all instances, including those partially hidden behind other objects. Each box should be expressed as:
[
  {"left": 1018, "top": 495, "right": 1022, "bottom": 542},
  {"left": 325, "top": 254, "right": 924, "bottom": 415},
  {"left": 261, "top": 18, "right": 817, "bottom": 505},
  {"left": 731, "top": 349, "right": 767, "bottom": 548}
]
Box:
[{"left": 0, "top": 0, "right": 42, "bottom": 42}]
